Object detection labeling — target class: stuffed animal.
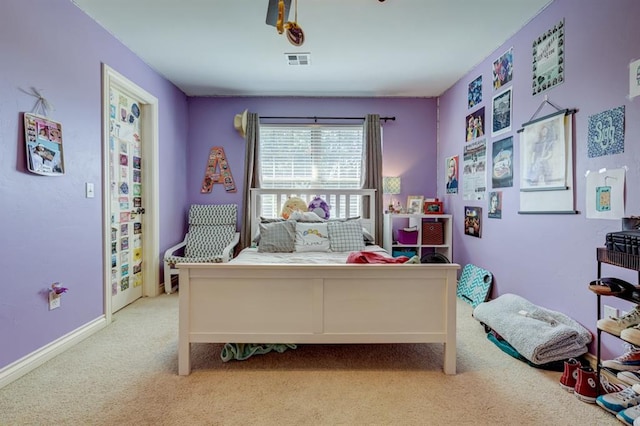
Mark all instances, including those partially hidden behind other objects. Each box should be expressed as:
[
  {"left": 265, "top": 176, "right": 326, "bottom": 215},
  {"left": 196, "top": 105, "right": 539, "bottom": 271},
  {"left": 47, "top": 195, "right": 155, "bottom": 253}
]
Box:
[
  {"left": 280, "top": 197, "right": 308, "bottom": 219},
  {"left": 308, "top": 197, "right": 330, "bottom": 220}
]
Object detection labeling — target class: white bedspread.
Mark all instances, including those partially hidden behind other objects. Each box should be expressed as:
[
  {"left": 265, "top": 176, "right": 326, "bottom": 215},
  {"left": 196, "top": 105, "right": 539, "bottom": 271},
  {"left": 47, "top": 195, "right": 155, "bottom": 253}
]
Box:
[{"left": 231, "top": 245, "right": 389, "bottom": 265}]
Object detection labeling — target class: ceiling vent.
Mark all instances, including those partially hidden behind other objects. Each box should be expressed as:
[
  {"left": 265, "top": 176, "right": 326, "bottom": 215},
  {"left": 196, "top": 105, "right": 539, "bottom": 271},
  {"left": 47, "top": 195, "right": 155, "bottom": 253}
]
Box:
[{"left": 285, "top": 52, "right": 311, "bottom": 66}]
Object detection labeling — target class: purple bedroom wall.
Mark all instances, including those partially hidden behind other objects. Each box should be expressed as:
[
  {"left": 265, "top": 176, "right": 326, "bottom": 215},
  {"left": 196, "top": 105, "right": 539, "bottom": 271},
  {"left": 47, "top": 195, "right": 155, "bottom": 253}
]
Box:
[
  {"left": 184, "top": 97, "right": 438, "bottom": 221},
  {"left": 0, "top": 0, "right": 189, "bottom": 370},
  {"left": 438, "top": 0, "right": 640, "bottom": 359}
]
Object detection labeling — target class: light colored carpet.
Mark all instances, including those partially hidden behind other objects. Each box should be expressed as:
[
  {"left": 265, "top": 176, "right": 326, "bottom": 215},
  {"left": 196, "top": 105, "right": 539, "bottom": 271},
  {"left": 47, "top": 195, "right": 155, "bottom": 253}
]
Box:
[{"left": 0, "top": 294, "right": 618, "bottom": 425}]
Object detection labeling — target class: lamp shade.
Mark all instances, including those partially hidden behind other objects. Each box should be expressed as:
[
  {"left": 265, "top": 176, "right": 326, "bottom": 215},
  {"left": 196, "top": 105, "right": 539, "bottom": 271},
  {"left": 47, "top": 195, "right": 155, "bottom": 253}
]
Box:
[{"left": 383, "top": 176, "right": 401, "bottom": 195}]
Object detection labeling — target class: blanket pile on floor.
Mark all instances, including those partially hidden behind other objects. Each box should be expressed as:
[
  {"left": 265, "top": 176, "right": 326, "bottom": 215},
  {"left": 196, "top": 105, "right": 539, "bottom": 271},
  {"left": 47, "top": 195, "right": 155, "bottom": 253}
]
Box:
[
  {"left": 220, "top": 343, "right": 297, "bottom": 362},
  {"left": 472, "top": 293, "right": 592, "bottom": 365}
]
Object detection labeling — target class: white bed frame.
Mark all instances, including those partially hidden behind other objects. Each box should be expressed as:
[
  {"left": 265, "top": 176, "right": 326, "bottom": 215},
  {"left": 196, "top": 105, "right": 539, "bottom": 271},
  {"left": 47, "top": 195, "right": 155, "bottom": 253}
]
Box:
[{"left": 178, "top": 189, "right": 460, "bottom": 375}]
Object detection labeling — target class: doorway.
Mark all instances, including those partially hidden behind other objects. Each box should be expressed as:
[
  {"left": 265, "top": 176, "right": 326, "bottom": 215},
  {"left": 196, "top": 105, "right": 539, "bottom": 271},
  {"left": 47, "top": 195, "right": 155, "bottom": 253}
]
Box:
[{"left": 102, "top": 64, "right": 160, "bottom": 318}]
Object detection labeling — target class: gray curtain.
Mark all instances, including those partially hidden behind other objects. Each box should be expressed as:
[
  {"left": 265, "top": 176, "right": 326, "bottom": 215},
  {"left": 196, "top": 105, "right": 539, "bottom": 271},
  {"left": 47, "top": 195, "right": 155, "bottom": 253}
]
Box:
[
  {"left": 240, "top": 112, "right": 260, "bottom": 250},
  {"left": 363, "top": 114, "right": 383, "bottom": 244}
]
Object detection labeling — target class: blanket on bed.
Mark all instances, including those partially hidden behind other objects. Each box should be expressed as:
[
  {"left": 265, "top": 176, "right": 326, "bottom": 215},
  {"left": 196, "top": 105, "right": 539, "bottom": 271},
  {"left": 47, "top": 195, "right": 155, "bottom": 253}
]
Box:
[
  {"left": 346, "top": 251, "right": 420, "bottom": 264},
  {"left": 472, "top": 293, "right": 592, "bottom": 365}
]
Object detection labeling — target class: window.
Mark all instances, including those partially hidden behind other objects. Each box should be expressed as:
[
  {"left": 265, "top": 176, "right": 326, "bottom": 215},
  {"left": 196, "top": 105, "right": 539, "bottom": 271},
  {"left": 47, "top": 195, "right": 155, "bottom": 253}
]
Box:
[
  {"left": 259, "top": 124, "right": 364, "bottom": 189},
  {"left": 258, "top": 124, "right": 365, "bottom": 217}
]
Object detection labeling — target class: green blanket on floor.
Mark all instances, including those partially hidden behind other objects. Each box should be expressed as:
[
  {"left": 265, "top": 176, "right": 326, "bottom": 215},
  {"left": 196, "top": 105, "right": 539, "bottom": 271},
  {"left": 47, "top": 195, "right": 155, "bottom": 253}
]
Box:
[{"left": 220, "top": 343, "right": 297, "bottom": 362}]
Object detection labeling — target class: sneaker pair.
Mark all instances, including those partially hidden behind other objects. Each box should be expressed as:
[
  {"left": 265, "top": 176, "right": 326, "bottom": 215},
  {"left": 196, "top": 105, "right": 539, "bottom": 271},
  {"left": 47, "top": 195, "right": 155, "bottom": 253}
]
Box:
[
  {"left": 603, "top": 344, "right": 640, "bottom": 371},
  {"left": 572, "top": 366, "right": 624, "bottom": 403},
  {"left": 618, "top": 402, "right": 640, "bottom": 426},
  {"left": 597, "top": 384, "right": 640, "bottom": 414},
  {"left": 623, "top": 326, "right": 640, "bottom": 347},
  {"left": 598, "top": 306, "right": 640, "bottom": 336},
  {"left": 560, "top": 358, "right": 624, "bottom": 401},
  {"left": 619, "top": 370, "right": 640, "bottom": 387}
]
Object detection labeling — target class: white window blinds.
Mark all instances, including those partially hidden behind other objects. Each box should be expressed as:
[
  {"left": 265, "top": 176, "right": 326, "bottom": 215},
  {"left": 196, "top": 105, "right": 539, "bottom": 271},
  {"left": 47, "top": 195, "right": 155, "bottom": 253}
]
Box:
[{"left": 259, "top": 124, "right": 364, "bottom": 189}]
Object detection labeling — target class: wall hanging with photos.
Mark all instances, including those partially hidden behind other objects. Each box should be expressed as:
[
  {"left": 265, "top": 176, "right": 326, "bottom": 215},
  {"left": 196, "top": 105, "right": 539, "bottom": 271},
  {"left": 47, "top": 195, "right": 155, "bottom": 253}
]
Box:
[{"left": 24, "top": 112, "right": 65, "bottom": 176}]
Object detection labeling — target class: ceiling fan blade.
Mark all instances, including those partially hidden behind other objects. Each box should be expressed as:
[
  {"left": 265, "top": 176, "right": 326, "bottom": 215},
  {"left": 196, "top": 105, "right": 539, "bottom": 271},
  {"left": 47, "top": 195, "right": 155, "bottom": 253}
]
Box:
[{"left": 265, "top": 0, "right": 291, "bottom": 27}]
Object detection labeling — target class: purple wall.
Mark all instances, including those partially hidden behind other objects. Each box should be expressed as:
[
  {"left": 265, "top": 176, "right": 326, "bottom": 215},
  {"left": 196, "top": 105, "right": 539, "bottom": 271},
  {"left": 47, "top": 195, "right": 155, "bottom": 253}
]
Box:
[
  {"left": 0, "top": 0, "right": 188, "bottom": 369},
  {"left": 186, "top": 97, "right": 438, "bottom": 218},
  {"left": 3, "top": 0, "right": 638, "bottom": 375},
  {"left": 439, "top": 0, "right": 640, "bottom": 359}
]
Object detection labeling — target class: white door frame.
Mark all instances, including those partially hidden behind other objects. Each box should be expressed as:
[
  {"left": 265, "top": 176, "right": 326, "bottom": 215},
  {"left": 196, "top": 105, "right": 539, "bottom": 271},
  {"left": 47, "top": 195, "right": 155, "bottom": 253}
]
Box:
[{"left": 101, "top": 64, "right": 160, "bottom": 322}]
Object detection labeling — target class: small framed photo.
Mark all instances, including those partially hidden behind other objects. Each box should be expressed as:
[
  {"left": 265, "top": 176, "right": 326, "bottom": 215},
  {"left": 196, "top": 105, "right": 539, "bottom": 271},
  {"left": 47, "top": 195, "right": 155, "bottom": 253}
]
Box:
[
  {"left": 406, "top": 196, "right": 424, "bottom": 214},
  {"left": 424, "top": 200, "right": 443, "bottom": 214},
  {"left": 24, "top": 112, "right": 65, "bottom": 176}
]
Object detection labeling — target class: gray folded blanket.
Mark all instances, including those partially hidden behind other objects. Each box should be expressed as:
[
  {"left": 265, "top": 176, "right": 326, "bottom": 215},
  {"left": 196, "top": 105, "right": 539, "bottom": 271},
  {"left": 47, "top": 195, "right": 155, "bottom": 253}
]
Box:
[
  {"left": 472, "top": 293, "right": 592, "bottom": 365},
  {"left": 221, "top": 343, "right": 297, "bottom": 362}
]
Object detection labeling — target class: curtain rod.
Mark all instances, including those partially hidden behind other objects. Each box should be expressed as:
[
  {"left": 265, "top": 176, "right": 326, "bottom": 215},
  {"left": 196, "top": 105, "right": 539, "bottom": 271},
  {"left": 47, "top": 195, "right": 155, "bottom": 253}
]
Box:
[{"left": 260, "top": 116, "right": 396, "bottom": 123}]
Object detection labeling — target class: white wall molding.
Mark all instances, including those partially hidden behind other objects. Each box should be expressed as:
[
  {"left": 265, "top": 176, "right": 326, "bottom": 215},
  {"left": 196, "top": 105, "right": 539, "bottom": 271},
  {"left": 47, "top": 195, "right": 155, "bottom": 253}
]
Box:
[{"left": 0, "top": 316, "right": 107, "bottom": 389}]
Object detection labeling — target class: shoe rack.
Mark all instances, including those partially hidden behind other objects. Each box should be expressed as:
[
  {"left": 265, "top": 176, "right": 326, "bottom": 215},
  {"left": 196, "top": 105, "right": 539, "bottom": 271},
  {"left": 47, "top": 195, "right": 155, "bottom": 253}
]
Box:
[{"left": 595, "top": 247, "right": 640, "bottom": 391}]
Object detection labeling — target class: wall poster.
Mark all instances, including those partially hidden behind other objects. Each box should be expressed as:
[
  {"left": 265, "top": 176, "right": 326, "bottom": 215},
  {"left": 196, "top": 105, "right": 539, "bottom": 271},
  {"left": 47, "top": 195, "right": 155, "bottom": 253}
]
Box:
[
  {"left": 464, "top": 206, "right": 482, "bottom": 238},
  {"left": 518, "top": 109, "right": 576, "bottom": 214},
  {"left": 24, "top": 113, "right": 65, "bottom": 176},
  {"left": 587, "top": 106, "right": 625, "bottom": 158},
  {"left": 492, "top": 87, "right": 512, "bottom": 136},
  {"left": 630, "top": 58, "right": 640, "bottom": 100},
  {"left": 468, "top": 75, "right": 482, "bottom": 109},
  {"left": 492, "top": 136, "right": 513, "bottom": 189},
  {"left": 465, "top": 107, "right": 485, "bottom": 142},
  {"left": 463, "top": 139, "right": 487, "bottom": 201},
  {"left": 492, "top": 47, "right": 513, "bottom": 90},
  {"left": 585, "top": 168, "right": 625, "bottom": 219},
  {"left": 532, "top": 19, "right": 565, "bottom": 95}
]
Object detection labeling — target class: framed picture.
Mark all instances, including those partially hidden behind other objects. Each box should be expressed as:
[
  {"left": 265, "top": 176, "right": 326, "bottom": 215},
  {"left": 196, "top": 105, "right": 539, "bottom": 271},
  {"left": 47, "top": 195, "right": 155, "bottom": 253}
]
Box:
[
  {"left": 532, "top": 19, "right": 565, "bottom": 95},
  {"left": 24, "top": 113, "right": 65, "bottom": 176},
  {"left": 492, "top": 87, "right": 512, "bottom": 136},
  {"left": 406, "top": 195, "right": 424, "bottom": 214},
  {"left": 424, "top": 200, "right": 443, "bottom": 214}
]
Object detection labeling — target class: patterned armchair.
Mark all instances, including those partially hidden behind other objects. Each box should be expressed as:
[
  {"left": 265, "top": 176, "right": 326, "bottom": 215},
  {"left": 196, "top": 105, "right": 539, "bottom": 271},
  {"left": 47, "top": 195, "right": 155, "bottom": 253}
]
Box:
[{"left": 163, "top": 204, "right": 240, "bottom": 294}]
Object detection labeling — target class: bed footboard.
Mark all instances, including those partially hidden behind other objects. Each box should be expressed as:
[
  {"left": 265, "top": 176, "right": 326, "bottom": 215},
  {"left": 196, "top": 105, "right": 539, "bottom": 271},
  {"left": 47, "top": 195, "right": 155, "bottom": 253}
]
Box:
[{"left": 178, "top": 263, "right": 460, "bottom": 375}]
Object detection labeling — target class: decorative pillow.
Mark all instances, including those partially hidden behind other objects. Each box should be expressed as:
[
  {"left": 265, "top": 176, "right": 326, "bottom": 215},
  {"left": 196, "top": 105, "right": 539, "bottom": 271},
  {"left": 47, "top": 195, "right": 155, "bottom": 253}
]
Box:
[
  {"left": 288, "top": 210, "right": 324, "bottom": 222},
  {"left": 328, "top": 219, "right": 366, "bottom": 252},
  {"left": 260, "top": 216, "right": 285, "bottom": 223},
  {"left": 294, "top": 222, "right": 331, "bottom": 252},
  {"left": 281, "top": 197, "right": 308, "bottom": 219},
  {"left": 257, "top": 220, "right": 296, "bottom": 253},
  {"left": 308, "top": 197, "right": 330, "bottom": 219},
  {"left": 362, "top": 228, "right": 375, "bottom": 245}
]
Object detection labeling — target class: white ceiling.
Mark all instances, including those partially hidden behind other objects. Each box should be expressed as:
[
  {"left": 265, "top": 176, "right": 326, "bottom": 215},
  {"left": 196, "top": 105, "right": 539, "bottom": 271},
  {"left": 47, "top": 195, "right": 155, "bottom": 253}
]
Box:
[{"left": 71, "top": 0, "right": 552, "bottom": 98}]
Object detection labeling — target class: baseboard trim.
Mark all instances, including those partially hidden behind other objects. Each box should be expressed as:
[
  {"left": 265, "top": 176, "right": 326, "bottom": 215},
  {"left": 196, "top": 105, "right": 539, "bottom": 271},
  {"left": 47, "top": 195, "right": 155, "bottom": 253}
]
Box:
[
  {"left": 0, "top": 316, "right": 107, "bottom": 389},
  {"left": 583, "top": 352, "right": 596, "bottom": 369}
]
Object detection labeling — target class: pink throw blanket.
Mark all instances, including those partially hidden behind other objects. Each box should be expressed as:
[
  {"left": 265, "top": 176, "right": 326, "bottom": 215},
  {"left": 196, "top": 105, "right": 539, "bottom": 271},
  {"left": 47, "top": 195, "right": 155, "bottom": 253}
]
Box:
[{"left": 346, "top": 251, "right": 409, "bottom": 264}]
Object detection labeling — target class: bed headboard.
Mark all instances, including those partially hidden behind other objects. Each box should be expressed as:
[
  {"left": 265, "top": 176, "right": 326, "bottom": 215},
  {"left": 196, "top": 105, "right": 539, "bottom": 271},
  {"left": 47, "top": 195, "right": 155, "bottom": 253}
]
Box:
[{"left": 249, "top": 188, "right": 377, "bottom": 243}]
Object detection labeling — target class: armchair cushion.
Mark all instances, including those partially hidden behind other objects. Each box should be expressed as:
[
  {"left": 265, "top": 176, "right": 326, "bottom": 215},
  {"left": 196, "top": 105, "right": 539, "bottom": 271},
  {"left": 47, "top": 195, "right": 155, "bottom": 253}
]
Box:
[{"left": 185, "top": 224, "right": 236, "bottom": 258}]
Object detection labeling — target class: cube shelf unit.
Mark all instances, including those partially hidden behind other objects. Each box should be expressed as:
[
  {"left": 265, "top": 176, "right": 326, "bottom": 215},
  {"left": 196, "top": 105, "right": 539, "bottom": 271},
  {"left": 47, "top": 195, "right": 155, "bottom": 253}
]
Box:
[{"left": 382, "top": 213, "right": 452, "bottom": 262}]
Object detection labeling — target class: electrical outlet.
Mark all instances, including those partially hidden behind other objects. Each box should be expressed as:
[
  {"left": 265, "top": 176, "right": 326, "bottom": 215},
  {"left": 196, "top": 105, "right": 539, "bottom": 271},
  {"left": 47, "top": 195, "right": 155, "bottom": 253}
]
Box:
[
  {"left": 49, "top": 292, "right": 61, "bottom": 310},
  {"left": 604, "top": 305, "right": 618, "bottom": 319}
]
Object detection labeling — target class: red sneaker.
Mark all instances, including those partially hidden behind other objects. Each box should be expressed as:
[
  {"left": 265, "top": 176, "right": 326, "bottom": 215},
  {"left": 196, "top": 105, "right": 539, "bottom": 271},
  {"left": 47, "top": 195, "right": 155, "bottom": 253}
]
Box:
[
  {"left": 575, "top": 366, "right": 599, "bottom": 403},
  {"left": 560, "top": 358, "right": 581, "bottom": 392}
]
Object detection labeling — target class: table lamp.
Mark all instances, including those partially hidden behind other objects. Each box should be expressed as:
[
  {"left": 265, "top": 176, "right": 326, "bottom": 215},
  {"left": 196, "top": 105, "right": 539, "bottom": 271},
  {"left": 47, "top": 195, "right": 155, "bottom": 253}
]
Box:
[{"left": 383, "top": 176, "right": 401, "bottom": 213}]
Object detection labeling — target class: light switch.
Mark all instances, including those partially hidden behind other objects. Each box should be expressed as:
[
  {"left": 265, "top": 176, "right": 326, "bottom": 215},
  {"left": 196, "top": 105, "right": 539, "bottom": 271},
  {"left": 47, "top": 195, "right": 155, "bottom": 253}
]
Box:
[{"left": 86, "top": 182, "right": 95, "bottom": 198}]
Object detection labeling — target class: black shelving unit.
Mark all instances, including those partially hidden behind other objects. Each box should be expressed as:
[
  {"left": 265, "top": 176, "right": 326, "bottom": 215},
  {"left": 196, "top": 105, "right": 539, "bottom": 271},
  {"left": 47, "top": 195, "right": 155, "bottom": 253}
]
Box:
[{"left": 595, "top": 248, "right": 640, "bottom": 390}]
